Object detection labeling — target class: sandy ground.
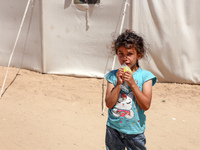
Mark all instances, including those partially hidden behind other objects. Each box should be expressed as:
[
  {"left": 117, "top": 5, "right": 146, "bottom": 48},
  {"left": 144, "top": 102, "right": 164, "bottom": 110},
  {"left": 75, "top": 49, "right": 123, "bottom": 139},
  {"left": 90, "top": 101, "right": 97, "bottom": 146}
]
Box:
[{"left": 0, "top": 66, "right": 200, "bottom": 150}]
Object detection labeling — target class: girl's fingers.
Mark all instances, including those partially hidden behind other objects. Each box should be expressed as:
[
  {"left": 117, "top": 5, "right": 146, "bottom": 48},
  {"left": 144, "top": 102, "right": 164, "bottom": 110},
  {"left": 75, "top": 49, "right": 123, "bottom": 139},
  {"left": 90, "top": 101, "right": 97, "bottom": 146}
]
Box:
[
  {"left": 123, "top": 72, "right": 134, "bottom": 83},
  {"left": 124, "top": 72, "right": 132, "bottom": 78},
  {"left": 117, "top": 69, "right": 124, "bottom": 77},
  {"left": 116, "top": 69, "right": 125, "bottom": 85}
]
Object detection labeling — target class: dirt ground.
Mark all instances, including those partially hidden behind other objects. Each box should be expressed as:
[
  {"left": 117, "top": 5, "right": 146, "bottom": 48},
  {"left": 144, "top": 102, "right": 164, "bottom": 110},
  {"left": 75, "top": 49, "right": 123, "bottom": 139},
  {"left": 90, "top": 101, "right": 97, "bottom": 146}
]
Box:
[{"left": 0, "top": 66, "right": 200, "bottom": 150}]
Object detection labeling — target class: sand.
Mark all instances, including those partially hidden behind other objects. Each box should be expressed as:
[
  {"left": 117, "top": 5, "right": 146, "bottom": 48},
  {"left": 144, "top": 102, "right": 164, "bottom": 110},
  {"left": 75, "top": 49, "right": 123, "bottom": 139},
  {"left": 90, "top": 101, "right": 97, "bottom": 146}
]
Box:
[{"left": 0, "top": 66, "right": 200, "bottom": 150}]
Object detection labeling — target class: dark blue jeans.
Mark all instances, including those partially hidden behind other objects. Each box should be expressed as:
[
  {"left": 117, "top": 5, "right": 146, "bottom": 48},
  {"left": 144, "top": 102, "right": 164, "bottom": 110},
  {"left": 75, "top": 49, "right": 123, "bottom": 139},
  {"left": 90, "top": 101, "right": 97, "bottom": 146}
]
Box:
[{"left": 106, "top": 126, "right": 147, "bottom": 150}]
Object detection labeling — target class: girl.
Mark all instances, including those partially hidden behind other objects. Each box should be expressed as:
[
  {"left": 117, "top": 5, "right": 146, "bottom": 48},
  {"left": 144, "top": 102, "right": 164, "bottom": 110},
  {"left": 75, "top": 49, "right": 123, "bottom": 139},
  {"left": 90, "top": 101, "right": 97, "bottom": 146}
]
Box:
[{"left": 105, "top": 30, "right": 157, "bottom": 150}]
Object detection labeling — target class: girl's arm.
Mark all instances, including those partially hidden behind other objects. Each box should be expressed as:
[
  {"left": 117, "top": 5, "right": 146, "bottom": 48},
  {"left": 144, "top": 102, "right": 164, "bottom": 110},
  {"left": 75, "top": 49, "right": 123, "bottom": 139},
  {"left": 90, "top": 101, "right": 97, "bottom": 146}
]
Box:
[
  {"left": 105, "top": 82, "right": 121, "bottom": 109},
  {"left": 131, "top": 79, "right": 153, "bottom": 111},
  {"left": 105, "top": 68, "right": 124, "bottom": 109},
  {"left": 124, "top": 72, "right": 153, "bottom": 111}
]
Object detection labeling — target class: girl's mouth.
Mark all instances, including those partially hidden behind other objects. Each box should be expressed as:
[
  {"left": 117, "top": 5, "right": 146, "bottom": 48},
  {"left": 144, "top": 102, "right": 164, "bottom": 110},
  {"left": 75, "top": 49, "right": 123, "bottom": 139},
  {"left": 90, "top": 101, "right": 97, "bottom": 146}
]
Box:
[{"left": 125, "top": 63, "right": 130, "bottom": 66}]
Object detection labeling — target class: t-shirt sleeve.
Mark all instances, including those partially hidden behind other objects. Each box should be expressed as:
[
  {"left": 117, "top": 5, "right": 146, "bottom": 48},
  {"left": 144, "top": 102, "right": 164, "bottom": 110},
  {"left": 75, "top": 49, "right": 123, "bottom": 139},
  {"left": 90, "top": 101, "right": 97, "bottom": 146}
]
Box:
[
  {"left": 144, "top": 71, "right": 157, "bottom": 86},
  {"left": 104, "top": 70, "right": 118, "bottom": 86}
]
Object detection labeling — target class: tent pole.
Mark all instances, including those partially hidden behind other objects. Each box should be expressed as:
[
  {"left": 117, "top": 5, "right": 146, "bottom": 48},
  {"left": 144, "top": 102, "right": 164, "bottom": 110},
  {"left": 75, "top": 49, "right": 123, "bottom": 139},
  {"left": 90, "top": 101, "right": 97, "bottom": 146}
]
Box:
[
  {"left": 102, "top": 0, "right": 130, "bottom": 115},
  {"left": 0, "top": 0, "right": 31, "bottom": 99},
  {"left": 111, "top": 0, "right": 129, "bottom": 70}
]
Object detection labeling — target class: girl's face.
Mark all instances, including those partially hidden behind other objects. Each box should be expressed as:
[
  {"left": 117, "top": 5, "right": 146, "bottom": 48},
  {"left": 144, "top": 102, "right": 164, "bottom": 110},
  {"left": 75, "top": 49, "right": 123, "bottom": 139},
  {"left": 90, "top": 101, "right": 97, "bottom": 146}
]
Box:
[{"left": 117, "top": 46, "right": 141, "bottom": 71}]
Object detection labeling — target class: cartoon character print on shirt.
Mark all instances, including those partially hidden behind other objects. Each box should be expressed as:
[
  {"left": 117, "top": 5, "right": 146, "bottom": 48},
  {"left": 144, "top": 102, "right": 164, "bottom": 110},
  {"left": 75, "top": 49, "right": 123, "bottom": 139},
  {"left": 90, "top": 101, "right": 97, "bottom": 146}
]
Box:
[{"left": 112, "top": 92, "right": 134, "bottom": 119}]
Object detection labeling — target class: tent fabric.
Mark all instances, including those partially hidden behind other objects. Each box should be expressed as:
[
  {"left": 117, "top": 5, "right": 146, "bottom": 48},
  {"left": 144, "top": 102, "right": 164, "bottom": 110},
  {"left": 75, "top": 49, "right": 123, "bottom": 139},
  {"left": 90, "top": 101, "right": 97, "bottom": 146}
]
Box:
[
  {"left": 0, "top": 0, "right": 199, "bottom": 84},
  {"left": 0, "top": 0, "right": 43, "bottom": 72},
  {"left": 133, "top": 0, "right": 200, "bottom": 84}
]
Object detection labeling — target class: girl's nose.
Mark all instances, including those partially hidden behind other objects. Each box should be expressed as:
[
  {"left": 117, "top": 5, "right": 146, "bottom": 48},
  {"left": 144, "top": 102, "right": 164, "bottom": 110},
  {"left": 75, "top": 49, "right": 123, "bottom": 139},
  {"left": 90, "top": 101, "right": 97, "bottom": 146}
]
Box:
[{"left": 123, "top": 55, "right": 127, "bottom": 59}]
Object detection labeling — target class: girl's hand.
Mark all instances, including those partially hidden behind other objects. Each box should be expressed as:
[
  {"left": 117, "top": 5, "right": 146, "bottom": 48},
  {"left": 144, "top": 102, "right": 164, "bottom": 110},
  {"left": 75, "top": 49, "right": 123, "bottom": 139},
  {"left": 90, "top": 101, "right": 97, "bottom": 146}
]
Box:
[
  {"left": 116, "top": 68, "right": 124, "bottom": 85},
  {"left": 123, "top": 71, "right": 135, "bottom": 87}
]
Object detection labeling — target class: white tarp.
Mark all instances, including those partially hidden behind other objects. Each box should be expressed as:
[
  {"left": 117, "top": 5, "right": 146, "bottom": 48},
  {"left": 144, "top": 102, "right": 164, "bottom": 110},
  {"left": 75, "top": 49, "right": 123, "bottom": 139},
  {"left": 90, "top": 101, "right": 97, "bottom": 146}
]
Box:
[
  {"left": 134, "top": 0, "right": 200, "bottom": 84},
  {"left": 0, "top": 0, "right": 200, "bottom": 84},
  {"left": 0, "top": 0, "right": 42, "bottom": 71}
]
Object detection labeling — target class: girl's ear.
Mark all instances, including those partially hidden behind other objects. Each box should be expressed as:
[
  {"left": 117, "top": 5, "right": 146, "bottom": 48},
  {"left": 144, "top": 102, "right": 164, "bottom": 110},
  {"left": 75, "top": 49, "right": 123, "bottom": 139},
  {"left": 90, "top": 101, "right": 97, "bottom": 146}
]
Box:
[{"left": 137, "top": 54, "right": 142, "bottom": 60}]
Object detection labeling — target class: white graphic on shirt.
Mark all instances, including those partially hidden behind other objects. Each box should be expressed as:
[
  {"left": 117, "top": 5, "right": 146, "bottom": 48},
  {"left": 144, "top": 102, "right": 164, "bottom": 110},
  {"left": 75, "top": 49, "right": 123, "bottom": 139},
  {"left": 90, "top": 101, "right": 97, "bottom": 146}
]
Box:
[{"left": 112, "top": 92, "right": 134, "bottom": 119}]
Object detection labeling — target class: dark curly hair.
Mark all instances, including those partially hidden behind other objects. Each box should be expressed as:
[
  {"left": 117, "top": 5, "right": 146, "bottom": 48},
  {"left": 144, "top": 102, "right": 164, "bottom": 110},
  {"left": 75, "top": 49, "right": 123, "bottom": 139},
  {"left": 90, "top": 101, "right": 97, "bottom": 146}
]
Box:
[{"left": 112, "top": 29, "right": 147, "bottom": 67}]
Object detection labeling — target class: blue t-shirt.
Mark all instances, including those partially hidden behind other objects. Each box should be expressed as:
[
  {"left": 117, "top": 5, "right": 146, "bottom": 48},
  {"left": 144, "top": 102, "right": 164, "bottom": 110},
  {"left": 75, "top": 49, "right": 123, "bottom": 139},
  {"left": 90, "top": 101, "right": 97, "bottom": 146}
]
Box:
[{"left": 105, "top": 68, "right": 157, "bottom": 134}]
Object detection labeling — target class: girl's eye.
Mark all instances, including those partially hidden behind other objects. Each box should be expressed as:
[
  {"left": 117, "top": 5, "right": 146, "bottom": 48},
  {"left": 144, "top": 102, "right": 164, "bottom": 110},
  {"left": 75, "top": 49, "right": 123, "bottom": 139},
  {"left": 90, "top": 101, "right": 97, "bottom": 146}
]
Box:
[{"left": 127, "top": 53, "right": 133, "bottom": 56}]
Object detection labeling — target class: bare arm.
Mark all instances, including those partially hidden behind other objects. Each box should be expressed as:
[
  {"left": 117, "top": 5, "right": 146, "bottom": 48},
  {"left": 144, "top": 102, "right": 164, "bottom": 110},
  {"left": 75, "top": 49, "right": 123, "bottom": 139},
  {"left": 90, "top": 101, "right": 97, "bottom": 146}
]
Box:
[
  {"left": 105, "top": 68, "right": 124, "bottom": 109},
  {"left": 130, "top": 80, "right": 153, "bottom": 111},
  {"left": 124, "top": 71, "right": 153, "bottom": 111},
  {"left": 105, "top": 82, "right": 121, "bottom": 109}
]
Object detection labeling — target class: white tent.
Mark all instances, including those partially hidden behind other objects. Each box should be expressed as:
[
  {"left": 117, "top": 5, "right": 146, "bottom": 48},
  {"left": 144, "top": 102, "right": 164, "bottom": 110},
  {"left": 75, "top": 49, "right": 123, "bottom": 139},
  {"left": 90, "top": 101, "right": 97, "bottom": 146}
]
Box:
[{"left": 0, "top": 0, "right": 200, "bottom": 84}]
